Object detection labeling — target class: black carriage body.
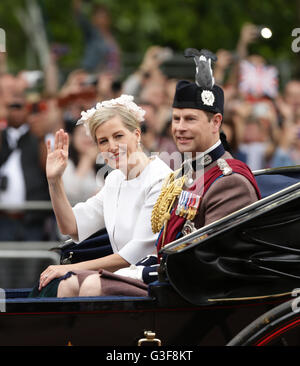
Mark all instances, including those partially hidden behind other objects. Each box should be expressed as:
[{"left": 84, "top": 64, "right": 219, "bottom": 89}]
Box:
[
  {"left": 1, "top": 167, "right": 300, "bottom": 346},
  {"left": 164, "top": 178, "right": 300, "bottom": 305},
  {"left": 1, "top": 286, "right": 291, "bottom": 346}
]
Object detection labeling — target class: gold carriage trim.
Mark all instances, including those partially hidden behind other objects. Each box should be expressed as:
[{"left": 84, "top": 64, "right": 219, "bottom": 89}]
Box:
[
  {"left": 208, "top": 291, "right": 293, "bottom": 302},
  {"left": 151, "top": 169, "right": 186, "bottom": 235}
]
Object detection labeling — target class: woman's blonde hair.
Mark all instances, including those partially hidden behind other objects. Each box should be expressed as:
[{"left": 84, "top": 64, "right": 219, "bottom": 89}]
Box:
[{"left": 88, "top": 105, "right": 140, "bottom": 142}]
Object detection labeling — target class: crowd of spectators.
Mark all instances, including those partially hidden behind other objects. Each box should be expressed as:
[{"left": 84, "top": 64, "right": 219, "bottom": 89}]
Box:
[{"left": 0, "top": 9, "right": 299, "bottom": 242}]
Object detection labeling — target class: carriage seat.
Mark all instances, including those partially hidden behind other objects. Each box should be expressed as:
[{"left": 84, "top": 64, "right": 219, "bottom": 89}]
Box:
[{"left": 254, "top": 166, "right": 300, "bottom": 198}]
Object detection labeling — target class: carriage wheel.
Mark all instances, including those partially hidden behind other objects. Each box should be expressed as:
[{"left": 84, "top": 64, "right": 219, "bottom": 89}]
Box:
[{"left": 227, "top": 298, "right": 300, "bottom": 346}]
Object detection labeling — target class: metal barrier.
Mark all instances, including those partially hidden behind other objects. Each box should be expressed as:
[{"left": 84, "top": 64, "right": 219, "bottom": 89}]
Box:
[
  {"left": 0, "top": 201, "right": 53, "bottom": 211},
  {"left": 0, "top": 201, "right": 62, "bottom": 288}
]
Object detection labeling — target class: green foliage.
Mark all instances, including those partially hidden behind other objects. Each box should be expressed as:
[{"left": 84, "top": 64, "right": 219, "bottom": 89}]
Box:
[{"left": 0, "top": 0, "right": 299, "bottom": 76}]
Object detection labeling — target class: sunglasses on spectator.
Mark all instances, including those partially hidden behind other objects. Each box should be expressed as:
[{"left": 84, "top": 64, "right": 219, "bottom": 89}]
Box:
[
  {"left": 7, "top": 103, "right": 25, "bottom": 109},
  {"left": 27, "top": 101, "right": 48, "bottom": 114}
]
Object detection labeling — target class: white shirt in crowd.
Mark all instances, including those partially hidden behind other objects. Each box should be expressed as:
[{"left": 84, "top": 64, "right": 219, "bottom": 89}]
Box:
[{"left": 0, "top": 125, "right": 29, "bottom": 206}]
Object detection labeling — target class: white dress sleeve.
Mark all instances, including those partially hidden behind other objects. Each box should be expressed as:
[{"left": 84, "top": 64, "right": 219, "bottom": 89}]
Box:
[{"left": 71, "top": 186, "right": 106, "bottom": 243}]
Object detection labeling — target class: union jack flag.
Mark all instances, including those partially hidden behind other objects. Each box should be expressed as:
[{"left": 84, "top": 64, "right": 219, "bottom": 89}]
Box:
[{"left": 239, "top": 60, "right": 278, "bottom": 98}]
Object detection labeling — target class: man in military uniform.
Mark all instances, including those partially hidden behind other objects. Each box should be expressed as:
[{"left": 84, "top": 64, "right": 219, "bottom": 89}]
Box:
[{"left": 150, "top": 49, "right": 261, "bottom": 257}]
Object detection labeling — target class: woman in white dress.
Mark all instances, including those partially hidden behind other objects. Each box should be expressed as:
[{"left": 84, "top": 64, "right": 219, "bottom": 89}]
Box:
[{"left": 37, "top": 95, "right": 172, "bottom": 297}]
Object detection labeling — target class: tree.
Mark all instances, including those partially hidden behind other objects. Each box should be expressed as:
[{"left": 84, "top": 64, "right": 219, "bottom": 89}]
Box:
[{"left": 0, "top": 0, "right": 299, "bottom": 79}]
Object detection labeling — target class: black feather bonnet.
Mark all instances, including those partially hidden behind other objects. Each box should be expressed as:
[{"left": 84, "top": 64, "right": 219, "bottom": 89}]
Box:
[{"left": 172, "top": 48, "right": 224, "bottom": 115}]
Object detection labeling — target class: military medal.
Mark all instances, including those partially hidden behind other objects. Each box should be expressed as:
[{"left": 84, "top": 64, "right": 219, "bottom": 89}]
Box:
[
  {"left": 176, "top": 191, "right": 201, "bottom": 219},
  {"left": 186, "top": 195, "right": 195, "bottom": 219},
  {"left": 180, "top": 191, "right": 188, "bottom": 217},
  {"left": 183, "top": 192, "right": 191, "bottom": 218},
  {"left": 187, "top": 196, "right": 195, "bottom": 220},
  {"left": 189, "top": 194, "right": 201, "bottom": 220},
  {"left": 175, "top": 191, "right": 183, "bottom": 216}
]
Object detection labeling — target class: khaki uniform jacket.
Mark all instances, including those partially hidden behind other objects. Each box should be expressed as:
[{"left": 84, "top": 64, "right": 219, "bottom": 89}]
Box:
[{"left": 189, "top": 151, "right": 259, "bottom": 230}]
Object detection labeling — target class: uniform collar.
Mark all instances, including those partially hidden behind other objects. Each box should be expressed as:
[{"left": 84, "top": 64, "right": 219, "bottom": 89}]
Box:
[
  {"left": 183, "top": 139, "right": 225, "bottom": 172},
  {"left": 180, "top": 140, "right": 225, "bottom": 186}
]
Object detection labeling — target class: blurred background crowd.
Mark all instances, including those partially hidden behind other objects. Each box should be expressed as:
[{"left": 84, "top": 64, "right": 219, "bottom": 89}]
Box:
[{"left": 0, "top": 0, "right": 299, "bottom": 243}]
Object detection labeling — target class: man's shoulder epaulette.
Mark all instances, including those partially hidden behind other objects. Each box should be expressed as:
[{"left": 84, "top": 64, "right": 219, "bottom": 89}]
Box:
[{"left": 217, "top": 158, "right": 233, "bottom": 176}]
